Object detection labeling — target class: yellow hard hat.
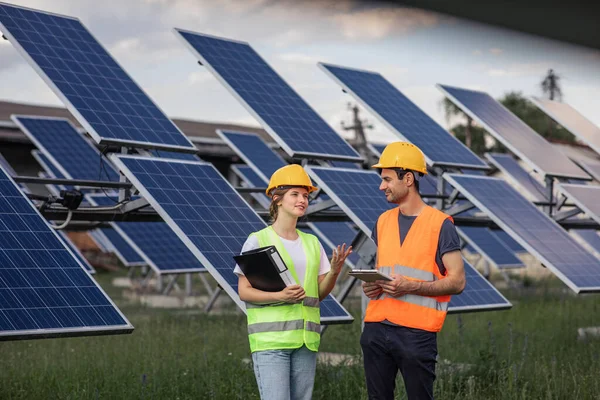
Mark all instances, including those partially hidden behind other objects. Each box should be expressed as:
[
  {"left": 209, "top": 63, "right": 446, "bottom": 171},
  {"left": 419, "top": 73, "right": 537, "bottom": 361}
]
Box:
[
  {"left": 371, "top": 142, "right": 427, "bottom": 174},
  {"left": 266, "top": 164, "right": 318, "bottom": 196}
]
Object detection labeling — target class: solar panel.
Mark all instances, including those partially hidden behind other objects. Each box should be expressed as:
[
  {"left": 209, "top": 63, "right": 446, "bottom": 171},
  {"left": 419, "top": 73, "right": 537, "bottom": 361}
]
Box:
[
  {"left": 307, "top": 222, "right": 361, "bottom": 268},
  {"left": 57, "top": 231, "right": 96, "bottom": 274},
  {"left": 109, "top": 156, "right": 353, "bottom": 323},
  {"left": 579, "top": 160, "right": 600, "bottom": 182},
  {"left": 175, "top": 30, "right": 362, "bottom": 162},
  {"left": 87, "top": 194, "right": 207, "bottom": 274},
  {"left": 0, "top": 3, "right": 195, "bottom": 153},
  {"left": 438, "top": 85, "right": 590, "bottom": 180},
  {"left": 0, "top": 163, "right": 132, "bottom": 340},
  {"left": 444, "top": 174, "right": 600, "bottom": 293},
  {"left": 88, "top": 228, "right": 112, "bottom": 253},
  {"left": 456, "top": 226, "right": 524, "bottom": 269},
  {"left": 98, "top": 227, "right": 146, "bottom": 267},
  {"left": 557, "top": 184, "right": 600, "bottom": 226},
  {"left": 217, "top": 130, "right": 286, "bottom": 182},
  {"left": 30, "top": 150, "right": 71, "bottom": 194},
  {"left": 147, "top": 149, "right": 201, "bottom": 161},
  {"left": 230, "top": 165, "right": 271, "bottom": 209},
  {"left": 485, "top": 153, "right": 547, "bottom": 202},
  {"left": 306, "top": 166, "right": 512, "bottom": 312},
  {"left": 329, "top": 160, "right": 361, "bottom": 169},
  {"left": 489, "top": 229, "right": 526, "bottom": 254},
  {"left": 14, "top": 116, "right": 119, "bottom": 183},
  {"left": 448, "top": 259, "right": 511, "bottom": 313},
  {"left": 571, "top": 230, "right": 600, "bottom": 258},
  {"left": 319, "top": 63, "right": 488, "bottom": 170},
  {"left": 531, "top": 97, "right": 600, "bottom": 157}
]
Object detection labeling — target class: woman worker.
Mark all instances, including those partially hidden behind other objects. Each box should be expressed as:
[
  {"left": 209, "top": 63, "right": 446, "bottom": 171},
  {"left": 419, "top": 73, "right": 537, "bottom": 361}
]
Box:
[{"left": 234, "top": 164, "right": 352, "bottom": 400}]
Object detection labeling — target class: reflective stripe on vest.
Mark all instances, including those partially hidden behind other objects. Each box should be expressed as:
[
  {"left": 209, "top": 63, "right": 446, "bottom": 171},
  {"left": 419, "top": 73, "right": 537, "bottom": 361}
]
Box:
[
  {"left": 365, "top": 205, "right": 452, "bottom": 332},
  {"left": 245, "top": 226, "right": 321, "bottom": 353}
]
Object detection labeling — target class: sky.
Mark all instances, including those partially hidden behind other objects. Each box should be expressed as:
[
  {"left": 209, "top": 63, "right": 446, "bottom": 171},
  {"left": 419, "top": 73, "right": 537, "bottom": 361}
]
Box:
[{"left": 1, "top": 0, "right": 599, "bottom": 144}]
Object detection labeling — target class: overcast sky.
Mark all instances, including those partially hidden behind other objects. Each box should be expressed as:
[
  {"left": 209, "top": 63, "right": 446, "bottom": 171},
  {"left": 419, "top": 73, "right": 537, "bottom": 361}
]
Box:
[{"left": 1, "top": 0, "right": 599, "bottom": 144}]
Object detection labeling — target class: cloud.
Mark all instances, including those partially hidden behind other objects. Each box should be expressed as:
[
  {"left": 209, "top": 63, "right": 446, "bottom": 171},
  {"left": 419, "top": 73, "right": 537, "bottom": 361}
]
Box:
[
  {"left": 276, "top": 52, "right": 324, "bottom": 65},
  {"left": 489, "top": 48, "right": 504, "bottom": 55},
  {"left": 331, "top": 7, "right": 440, "bottom": 40},
  {"left": 485, "top": 62, "right": 549, "bottom": 77}
]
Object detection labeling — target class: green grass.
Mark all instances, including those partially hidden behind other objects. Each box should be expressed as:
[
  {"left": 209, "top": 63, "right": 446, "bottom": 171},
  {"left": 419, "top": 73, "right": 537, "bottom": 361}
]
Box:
[{"left": 1, "top": 272, "right": 600, "bottom": 399}]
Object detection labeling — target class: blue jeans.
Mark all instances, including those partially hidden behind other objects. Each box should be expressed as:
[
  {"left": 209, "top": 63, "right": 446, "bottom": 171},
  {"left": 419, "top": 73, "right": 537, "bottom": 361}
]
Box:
[{"left": 251, "top": 345, "right": 317, "bottom": 400}]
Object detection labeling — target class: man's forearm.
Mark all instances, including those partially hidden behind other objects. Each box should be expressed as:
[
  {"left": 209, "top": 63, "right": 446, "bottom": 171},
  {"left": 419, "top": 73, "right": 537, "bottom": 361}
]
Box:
[{"left": 409, "top": 277, "right": 464, "bottom": 297}]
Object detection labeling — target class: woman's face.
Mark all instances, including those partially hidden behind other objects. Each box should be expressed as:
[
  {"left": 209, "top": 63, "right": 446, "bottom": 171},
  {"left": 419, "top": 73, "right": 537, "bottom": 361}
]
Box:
[{"left": 278, "top": 187, "right": 309, "bottom": 218}]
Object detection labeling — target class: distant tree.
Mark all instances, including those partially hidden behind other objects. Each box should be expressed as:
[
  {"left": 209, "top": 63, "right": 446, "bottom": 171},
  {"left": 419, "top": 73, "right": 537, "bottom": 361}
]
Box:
[
  {"left": 499, "top": 91, "right": 576, "bottom": 143},
  {"left": 441, "top": 98, "right": 506, "bottom": 156}
]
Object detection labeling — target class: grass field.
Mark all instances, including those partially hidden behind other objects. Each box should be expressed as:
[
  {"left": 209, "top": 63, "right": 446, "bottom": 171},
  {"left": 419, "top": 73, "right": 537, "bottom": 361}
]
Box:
[{"left": 1, "top": 271, "right": 600, "bottom": 399}]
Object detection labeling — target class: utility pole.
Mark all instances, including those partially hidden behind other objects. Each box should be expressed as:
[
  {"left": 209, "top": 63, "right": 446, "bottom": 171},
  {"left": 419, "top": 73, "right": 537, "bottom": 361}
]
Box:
[{"left": 341, "top": 103, "right": 373, "bottom": 162}]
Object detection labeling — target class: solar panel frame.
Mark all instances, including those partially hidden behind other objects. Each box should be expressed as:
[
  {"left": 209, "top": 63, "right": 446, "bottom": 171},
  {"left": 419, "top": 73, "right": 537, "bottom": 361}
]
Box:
[
  {"left": 318, "top": 63, "right": 489, "bottom": 170},
  {"left": 0, "top": 3, "right": 196, "bottom": 153},
  {"left": 86, "top": 193, "right": 208, "bottom": 275},
  {"left": 0, "top": 162, "right": 133, "bottom": 340},
  {"left": 531, "top": 97, "right": 600, "bottom": 157},
  {"left": 557, "top": 184, "right": 600, "bottom": 226},
  {"left": 438, "top": 85, "right": 590, "bottom": 180},
  {"left": 109, "top": 155, "right": 353, "bottom": 323},
  {"left": 444, "top": 173, "right": 600, "bottom": 293},
  {"left": 485, "top": 152, "right": 547, "bottom": 202},
  {"left": 306, "top": 166, "right": 512, "bottom": 312},
  {"left": 174, "top": 29, "right": 362, "bottom": 162},
  {"left": 87, "top": 228, "right": 113, "bottom": 253},
  {"left": 14, "top": 115, "right": 120, "bottom": 184}
]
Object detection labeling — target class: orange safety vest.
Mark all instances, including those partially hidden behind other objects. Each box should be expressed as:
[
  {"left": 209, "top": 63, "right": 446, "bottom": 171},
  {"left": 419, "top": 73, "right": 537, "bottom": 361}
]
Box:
[{"left": 364, "top": 205, "right": 452, "bottom": 332}]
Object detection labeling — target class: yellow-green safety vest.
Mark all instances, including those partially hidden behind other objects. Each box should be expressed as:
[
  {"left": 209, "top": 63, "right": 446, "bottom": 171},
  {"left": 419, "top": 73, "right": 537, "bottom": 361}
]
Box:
[{"left": 245, "top": 226, "right": 321, "bottom": 353}]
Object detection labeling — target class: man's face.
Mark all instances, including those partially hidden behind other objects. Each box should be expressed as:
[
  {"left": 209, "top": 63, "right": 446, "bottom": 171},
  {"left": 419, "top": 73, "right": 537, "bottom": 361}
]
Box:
[{"left": 379, "top": 169, "right": 409, "bottom": 204}]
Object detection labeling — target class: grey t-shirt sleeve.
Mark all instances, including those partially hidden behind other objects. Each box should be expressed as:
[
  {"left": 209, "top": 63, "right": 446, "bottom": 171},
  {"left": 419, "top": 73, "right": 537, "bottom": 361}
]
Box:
[
  {"left": 371, "top": 222, "right": 378, "bottom": 245},
  {"left": 435, "top": 218, "right": 462, "bottom": 275}
]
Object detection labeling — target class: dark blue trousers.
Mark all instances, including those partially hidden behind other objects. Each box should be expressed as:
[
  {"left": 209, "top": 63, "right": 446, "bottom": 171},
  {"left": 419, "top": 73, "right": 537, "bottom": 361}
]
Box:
[{"left": 360, "top": 322, "right": 438, "bottom": 400}]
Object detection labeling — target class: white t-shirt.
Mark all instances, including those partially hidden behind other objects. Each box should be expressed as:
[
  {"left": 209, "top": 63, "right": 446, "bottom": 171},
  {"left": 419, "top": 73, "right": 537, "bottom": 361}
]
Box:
[{"left": 233, "top": 234, "right": 331, "bottom": 287}]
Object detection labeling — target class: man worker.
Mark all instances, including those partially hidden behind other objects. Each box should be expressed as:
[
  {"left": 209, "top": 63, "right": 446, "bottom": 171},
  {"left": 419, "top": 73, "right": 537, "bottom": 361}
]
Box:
[{"left": 361, "top": 142, "right": 466, "bottom": 400}]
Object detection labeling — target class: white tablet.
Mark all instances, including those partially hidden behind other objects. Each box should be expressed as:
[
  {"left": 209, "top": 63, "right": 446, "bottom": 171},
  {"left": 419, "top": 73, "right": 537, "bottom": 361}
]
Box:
[{"left": 348, "top": 269, "right": 393, "bottom": 282}]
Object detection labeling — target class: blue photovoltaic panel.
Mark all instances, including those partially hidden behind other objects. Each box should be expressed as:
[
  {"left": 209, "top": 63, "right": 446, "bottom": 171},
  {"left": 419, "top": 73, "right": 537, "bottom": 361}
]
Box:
[
  {"left": 448, "top": 259, "right": 511, "bottom": 312},
  {"left": 368, "top": 143, "right": 387, "bottom": 157},
  {"left": 230, "top": 165, "right": 271, "bottom": 209},
  {"left": 175, "top": 30, "right": 362, "bottom": 162},
  {"left": 485, "top": 153, "right": 546, "bottom": 202},
  {"left": 87, "top": 194, "right": 207, "bottom": 274},
  {"left": 99, "top": 227, "right": 146, "bottom": 267},
  {"left": 148, "top": 149, "right": 201, "bottom": 161},
  {"left": 57, "top": 231, "right": 95, "bottom": 274},
  {"left": 0, "top": 164, "right": 132, "bottom": 340},
  {"left": 88, "top": 229, "right": 112, "bottom": 253},
  {"left": 0, "top": 3, "right": 195, "bottom": 153},
  {"left": 306, "top": 166, "right": 511, "bottom": 312},
  {"left": 110, "top": 156, "right": 353, "bottom": 323},
  {"left": 531, "top": 97, "right": 600, "bottom": 157},
  {"left": 307, "top": 167, "right": 394, "bottom": 235},
  {"left": 572, "top": 230, "right": 600, "bottom": 257},
  {"left": 329, "top": 160, "right": 361, "bottom": 169},
  {"left": 319, "top": 63, "right": 487, "bottom": 170},
  {"left": 438, "top": 85, "right": 589, "bottom": 180},
  {"left": 490, "top": 229, "right": 526, "bottom": 254},
  {"left": 558, "top": 184, "right": 600, "bottom": 226},
  {"left": 307, "top": 222, "right": 361, "bottom": 268},
  {"left": 457, "top": 226, "right": 524, "bottom": 269},
  {"left": 579, "top": 160, "right": 600, "bottom": 182},
  {"left": 217, "top": 130, "right": 286, "bottom": 182},
  {"left": 14, "top": 116, "right": 119, "bottom": 182},
  {"left": 444, "top": 174, "right": 600, "bottom": 293}
]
